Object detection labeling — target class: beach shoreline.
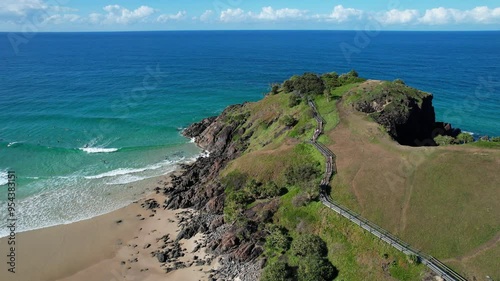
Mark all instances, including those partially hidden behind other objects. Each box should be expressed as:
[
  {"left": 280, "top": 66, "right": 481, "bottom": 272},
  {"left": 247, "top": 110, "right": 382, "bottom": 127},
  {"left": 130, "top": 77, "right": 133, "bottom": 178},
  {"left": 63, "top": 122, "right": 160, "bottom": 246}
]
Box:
[{"left": 0, "top": 170, "right": 213, "bottom": 281}]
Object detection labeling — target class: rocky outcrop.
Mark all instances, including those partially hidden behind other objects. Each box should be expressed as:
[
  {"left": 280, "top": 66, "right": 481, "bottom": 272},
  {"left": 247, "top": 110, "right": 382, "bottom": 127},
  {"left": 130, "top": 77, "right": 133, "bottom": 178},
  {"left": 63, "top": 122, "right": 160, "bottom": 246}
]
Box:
[
  {"left": 350, "top": 81, "right": 459, "bottom": 146},
  {"left": 160, "top": 103, "right": 265, "bottom": 280}
]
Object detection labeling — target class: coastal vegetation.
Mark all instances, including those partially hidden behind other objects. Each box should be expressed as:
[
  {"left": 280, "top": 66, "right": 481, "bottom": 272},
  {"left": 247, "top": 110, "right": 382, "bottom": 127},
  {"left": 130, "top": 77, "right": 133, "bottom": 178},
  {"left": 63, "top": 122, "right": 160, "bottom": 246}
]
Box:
[{"left": 174, "top": 70, "right": 499, "bottom": 280}]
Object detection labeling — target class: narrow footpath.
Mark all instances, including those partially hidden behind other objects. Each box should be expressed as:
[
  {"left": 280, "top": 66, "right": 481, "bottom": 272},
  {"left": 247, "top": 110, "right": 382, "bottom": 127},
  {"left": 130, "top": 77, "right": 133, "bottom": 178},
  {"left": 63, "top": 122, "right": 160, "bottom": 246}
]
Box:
[{"left": 306, "top": 99, "right": 467, "bottom": 281}]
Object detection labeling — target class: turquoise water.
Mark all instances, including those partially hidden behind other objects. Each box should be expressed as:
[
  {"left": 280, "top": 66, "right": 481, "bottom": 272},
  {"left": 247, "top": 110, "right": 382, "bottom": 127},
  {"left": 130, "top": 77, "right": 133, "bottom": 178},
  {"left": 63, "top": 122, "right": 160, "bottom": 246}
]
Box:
[{"left": 0, "top": 31, "right": 499, "bottom": 236}]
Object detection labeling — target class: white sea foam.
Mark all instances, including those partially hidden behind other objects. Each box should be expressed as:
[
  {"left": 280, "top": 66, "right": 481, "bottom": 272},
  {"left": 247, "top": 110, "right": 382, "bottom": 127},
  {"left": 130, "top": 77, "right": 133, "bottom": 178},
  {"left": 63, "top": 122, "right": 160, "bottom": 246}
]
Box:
[
  {"left": 200, "top": 150, "right": 211, "bottom": 158},
  {"left": 0, "top": 170, "right": 8, "bottom": 186},
  {"left": 190, "top": 137, "right": 196, "bottom": 143},
  {"left": 7, "top": 142, "right": 19, "bottom": 147},
  {"left": 79, "top": 147, "right": 119, "bottom": 153},
  {"left": 106, "top": 175, "right": 146, "bottom": 185},
  {"left": 0, "top": 150, "right": 203, "bottom": 237}
]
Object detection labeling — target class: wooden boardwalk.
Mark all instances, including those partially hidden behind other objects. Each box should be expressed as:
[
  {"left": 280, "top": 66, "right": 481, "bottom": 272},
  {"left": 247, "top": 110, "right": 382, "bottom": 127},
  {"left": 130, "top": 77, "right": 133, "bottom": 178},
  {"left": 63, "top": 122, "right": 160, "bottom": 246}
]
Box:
[{"left": 306, "top": 98, "right": 467, "bottom": 281}]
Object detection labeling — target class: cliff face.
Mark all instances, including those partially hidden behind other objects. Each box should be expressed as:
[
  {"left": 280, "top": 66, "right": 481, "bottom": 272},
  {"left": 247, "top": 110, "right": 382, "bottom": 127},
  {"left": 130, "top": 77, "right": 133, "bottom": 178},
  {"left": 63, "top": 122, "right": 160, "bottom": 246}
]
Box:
[{"left": 349, "top": 81, "right": 439, "bottom": 146}]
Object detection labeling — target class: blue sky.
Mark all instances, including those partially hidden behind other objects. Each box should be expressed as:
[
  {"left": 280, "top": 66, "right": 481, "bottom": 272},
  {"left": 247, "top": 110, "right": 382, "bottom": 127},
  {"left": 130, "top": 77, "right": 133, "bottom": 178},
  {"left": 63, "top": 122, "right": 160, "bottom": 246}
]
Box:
[{"left": 0, "top": 0, "right": 499, "bottom": 31}]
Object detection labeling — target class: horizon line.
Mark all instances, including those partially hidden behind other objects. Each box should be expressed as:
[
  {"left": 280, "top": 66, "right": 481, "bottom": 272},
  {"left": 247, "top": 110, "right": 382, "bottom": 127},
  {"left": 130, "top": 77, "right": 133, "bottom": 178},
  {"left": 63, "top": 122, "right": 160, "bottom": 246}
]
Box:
[{"left": 1, "top": 29, "right": 499, "bottom": 33}]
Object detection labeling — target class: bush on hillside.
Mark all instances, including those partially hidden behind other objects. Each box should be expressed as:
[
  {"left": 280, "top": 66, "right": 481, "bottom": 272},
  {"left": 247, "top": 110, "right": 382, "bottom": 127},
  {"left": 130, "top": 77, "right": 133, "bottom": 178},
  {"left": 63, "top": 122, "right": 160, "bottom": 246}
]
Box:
[
  {"left": 222, "top": 171, "right": 248, "bottom": 191},
  {"left": 265, "top": 225, "right": 291, "bottom": 254},
  {"left": 456, "top": 132, "right": 474, "bottom": 144},
  {"left": 282, "top": 115, "right": 298, "bottom": 127},
  {"left": 434, "top": 135, "right": 455, "bottom": 146},
  {"left": 297, "top": 255, "right": 337, "bottom": 281},
  {"left": 290, "top": 234, "right": 328, "bottom": 257},
  {"left": 285, "top": 162, "right": 321, "bottom": 186},
  {"left": 283, "top": 73, "right": 325, "bottom": 95},
  {"left": 261, "top": 260, "right": 291, "bottom": 281},
  {"left": 288, "top": 93, "right": 302, "bottom": 107}
]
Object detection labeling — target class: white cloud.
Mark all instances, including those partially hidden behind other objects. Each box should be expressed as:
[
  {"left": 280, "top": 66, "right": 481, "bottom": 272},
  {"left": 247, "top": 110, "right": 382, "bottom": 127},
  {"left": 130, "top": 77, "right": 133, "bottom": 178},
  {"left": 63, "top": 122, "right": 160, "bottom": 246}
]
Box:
[
  {"left": 90, "top": 5, "right": 156, "bottom": 24},
  {"left": 419, "top": 6, "right": 500, "bottom": 25},
  {"left": 43, "top": 14, "right": 80, "bottom": 24},
  {"left": 220, "top": 8, "right": 247, "bottom": 22},
  {"left": 199, "top": 10, "right": 214, "bottom": 22},
  {"left": 466, "top": 6, "right": 500, "bottom": 23},
  {"left": 0, "top": 0, "right": 47, "bottom": 16},
  {"left": 157, "top": 11, "right": 186, "bottom": 22},
  {"left": 252, "top": 6, "right": 308, "bottom": 20},
  {"left": 379, "top": 9, "right": 420, "bottom": 25},
  {"left": 324, "top": 5, "right": 364, "bottom": 22},
  {"left": 419, "top": 7, "right": 465, "bottom": 25},
  {"left": 219, "top": 7, "right": 308, "bottom": 22}
]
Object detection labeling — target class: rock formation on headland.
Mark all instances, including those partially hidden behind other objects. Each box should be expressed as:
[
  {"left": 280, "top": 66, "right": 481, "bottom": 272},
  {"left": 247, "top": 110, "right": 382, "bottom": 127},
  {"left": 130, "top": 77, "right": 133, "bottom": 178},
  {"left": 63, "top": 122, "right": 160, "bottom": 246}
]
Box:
[{"left": 157, "top": 71, "right": 495, "bottom": 281}]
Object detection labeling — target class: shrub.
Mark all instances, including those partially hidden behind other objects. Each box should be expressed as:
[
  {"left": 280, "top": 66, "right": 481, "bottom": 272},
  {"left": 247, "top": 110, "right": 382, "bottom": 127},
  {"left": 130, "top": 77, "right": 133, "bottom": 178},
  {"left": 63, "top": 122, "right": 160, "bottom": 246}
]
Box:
[
  {"left": 297, "top": 256, "right": 337, "bottom": 281},
  {"left": 288, "top": 93, "right": 302, "bottom": 107},
  {"left": 271, "top": 83, "right": 280, "bottom": 95},
  {"left": 222, "top": 171, "right": 248, "bottom": 191},
  {"left": 290, "top": 234, "right": 328, "bottom": 257},
  {"left": 265, "top": 225, "right": 291, "bottom": 254},
  {"left": 292, "top": 193, "right": 309, "bottom": 207},
  {"left": 283, "top": 73, "right": 325, "bottom": 96},
  {"left": 282, "top": 115, "right": 298, "bottom": 127},
  {"left": 394, "top": 78, "right": 406, "bottom": 85},
  {"left": 260, "top": 181, "right": 283, "bottom": 198},
  {"left": 434, "top": 135, "right": 455, "bottom": 146},
  {"left": 491, "top": 136, "right": 500, "bottom": 142},
  {"left": 407, "top": 254, "right": 421, "bottom": 265},
  {"left": 339, "top": 69, "right": 365, "bottom": 85},
  {"left": 321, "top": 72, "right": 341, "bottom": 90},
  {"left": 456, "top": 132, "right": 474, "bottom": 144},
  {"left": 285, "top": 162, "right": 321, "bottom": 186},
  {"left": 261, "top": 260, "right": 290, "bottom": 281}
]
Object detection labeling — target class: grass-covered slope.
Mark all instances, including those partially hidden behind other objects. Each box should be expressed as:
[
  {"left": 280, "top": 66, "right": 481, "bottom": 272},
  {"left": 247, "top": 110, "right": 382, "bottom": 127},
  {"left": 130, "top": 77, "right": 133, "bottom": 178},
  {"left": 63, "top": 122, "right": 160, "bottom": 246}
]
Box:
[
  {"left": 218, "top": 72, "right": 429, "bottom": 281},
  {"left": 195, "top": 71, "right": 498, "bottom": 280},
  {"left": 328, "top": 82, "right": 500, "bottom": 280}
]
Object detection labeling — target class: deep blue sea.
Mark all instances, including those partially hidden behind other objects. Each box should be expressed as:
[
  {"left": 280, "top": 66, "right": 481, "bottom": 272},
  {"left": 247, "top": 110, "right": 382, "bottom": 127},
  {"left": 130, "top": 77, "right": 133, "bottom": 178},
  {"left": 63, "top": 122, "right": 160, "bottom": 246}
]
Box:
[{"left": 0, "top": 31, "right": 499, "bottom": 236}]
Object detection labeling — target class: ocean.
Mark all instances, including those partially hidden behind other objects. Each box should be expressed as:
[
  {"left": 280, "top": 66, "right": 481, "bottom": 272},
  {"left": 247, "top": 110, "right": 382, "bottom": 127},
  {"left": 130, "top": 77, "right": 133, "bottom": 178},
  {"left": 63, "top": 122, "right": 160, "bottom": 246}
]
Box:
[{"left": 0, "top": 31, "right": 499, "bottom": 236}]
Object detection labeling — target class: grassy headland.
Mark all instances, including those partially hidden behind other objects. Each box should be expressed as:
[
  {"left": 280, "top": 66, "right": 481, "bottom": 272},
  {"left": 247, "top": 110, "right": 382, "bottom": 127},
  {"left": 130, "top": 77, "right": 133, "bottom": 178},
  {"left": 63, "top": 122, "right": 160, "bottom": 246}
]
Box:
[{"left": 180, "top": 71, "right": 499, "bottom": 281}]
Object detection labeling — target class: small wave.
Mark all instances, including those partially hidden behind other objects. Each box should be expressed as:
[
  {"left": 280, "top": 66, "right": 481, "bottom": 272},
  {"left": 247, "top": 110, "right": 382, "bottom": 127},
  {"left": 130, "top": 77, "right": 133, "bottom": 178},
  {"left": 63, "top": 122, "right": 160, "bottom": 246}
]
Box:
[
  {"left": 190, "top": 137, "right": 196, "bottom": 143},
  {"left": 85, "top": 167, "right": 151, "bottom": 179},
  {"left": 7, "top": 142, "right": 20, "bottom": 147},
  {"left": 106, "top": 175, "right": 146, "bottom": 185},
  {"left": 79, "top": 147, "right": 119, "bottom": 154},
  {"left": 0, "top": 170, "right": 8, "bottom": 186}
]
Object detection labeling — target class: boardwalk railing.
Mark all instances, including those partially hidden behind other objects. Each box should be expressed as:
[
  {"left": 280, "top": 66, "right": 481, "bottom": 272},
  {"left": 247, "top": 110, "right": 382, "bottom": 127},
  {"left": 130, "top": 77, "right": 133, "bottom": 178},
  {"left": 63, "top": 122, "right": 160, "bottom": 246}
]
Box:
[{"left": 305, "top": 99, "right": 467, "bottom": 281}]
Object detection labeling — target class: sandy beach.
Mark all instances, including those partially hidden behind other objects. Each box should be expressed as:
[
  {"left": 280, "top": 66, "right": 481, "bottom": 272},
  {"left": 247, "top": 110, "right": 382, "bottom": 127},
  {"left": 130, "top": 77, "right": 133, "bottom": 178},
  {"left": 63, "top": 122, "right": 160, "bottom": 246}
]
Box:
[{"left": 0, "top": 173, "right": 214, "bottom": 281}]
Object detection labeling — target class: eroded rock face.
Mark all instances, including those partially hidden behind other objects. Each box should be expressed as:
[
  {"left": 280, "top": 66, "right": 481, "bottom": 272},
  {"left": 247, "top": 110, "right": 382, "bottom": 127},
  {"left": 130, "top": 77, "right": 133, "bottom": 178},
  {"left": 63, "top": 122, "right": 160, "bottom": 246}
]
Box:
[{"left": 352, "top": 85, "right": 441, "bottom": 146}]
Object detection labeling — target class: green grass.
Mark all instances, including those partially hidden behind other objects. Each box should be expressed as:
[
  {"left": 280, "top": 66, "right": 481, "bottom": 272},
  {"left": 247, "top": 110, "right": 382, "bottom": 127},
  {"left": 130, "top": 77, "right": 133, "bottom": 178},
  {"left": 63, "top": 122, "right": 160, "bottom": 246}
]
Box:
[
  {"left": 403, "top": 149, "right": 500, "bottom": 259},
  {"left": 272, "top": 187, "right": 425, "bottom": 281},
  {"left": 221, "top": 88, "right": 429, "bottom": 280},
  {"left": 466, "top": 141, "right": 500, "bottom": 149}
]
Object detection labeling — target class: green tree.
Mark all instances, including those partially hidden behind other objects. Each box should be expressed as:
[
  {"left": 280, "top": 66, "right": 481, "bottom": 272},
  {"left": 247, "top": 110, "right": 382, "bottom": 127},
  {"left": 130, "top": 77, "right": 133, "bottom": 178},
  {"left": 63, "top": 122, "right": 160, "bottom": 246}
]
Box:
[
  {"left": 271, "top": 83, "right": 280, "bottom": 95},
  {"left": 433, "top": 135, "right": 455, "bottom": 146},
  {"left": 288, "top": 94, "right": 302, "bottom": 107},
  {"left": 265, "top": 225, "right": 291, "bottom": 254},
  {"left": 282, "top": 115, "right": 298, "bottom": 127},
  {"left": 285, "top": 162, "right": 321, "bottom": 186},
  {"left": 261, "top": 260, "right": 290, "bottom": 281},
  {"left": 456, "top": 132, "right": 474, "bottom": 144},
  {"left": 393, "top": 78, "right": 406, "bottom": 85},
  {"left": 290, "top": 234, "right": 328, "bottom": 257},
  {"left": 297, "top": 256, "right": 337, "bottom": 281},
  {"left": 261, "top": 181, "right": 283, "bottom": 198}
]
